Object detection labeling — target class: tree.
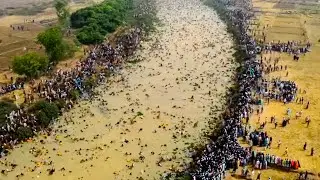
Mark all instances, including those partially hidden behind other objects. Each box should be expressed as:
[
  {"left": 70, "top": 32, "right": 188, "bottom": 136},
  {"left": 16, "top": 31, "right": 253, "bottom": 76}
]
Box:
[
  {"left": 12, "top": 52, "right": 49, "bottom": 78},
  {"left": 37, "top": 27, "right": 75, "bottom": 62},
  {"left": 54, "top": 0, "right": 70, "bottom": 27},
  {"left": 70, "top": 0, "right": 131, "bottom": 45}
]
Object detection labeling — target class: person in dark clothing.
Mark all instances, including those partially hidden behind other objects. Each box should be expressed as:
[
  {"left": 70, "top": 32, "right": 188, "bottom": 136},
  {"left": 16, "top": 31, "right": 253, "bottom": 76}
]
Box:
[
  {"left": 305, "top": 101, "right": 309, "bottom": 109},
  {"left": 304, "top": 171, "right": 308, "bottom": 180},
  {"left": 303, "top": 142, "right": 307, "bottom": 151},
  {"left": 256, "top": 171, "right": 261, "bottom": 180},
  {"left": 299, "top": 171, "right": 303, "bottom": 179}
]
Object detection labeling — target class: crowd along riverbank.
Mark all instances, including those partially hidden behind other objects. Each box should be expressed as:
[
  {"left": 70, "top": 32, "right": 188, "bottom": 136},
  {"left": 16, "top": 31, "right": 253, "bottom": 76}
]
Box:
[
  {"left": 0, "top": 0, "right": 240, "bottom": 179},
  {"left": 0, "top": 0, "right": 157, "bottom": 156},
  {"left": 167, "top": 0, "right": 305, "bottom": 179}
]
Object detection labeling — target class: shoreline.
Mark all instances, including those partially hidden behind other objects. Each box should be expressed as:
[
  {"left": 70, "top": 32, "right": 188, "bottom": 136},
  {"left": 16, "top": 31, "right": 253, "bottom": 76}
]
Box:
[
  {"left": 0, "top": 0, "right": 239, "bottom": 179},
  {"left": 170, "top": 0, "right": 306, "bottom": 179}
]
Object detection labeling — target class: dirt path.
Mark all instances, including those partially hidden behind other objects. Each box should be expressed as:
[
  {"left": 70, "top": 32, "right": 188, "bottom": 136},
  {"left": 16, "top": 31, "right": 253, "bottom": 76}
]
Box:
[{"left": 0, "top": 0, "right": 236, "bottom": 179}]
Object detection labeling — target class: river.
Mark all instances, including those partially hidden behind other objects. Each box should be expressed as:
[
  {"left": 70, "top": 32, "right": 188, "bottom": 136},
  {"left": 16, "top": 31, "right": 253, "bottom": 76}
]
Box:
[{"left": 0, "top": 0, "right": 236, "bottom": 179}]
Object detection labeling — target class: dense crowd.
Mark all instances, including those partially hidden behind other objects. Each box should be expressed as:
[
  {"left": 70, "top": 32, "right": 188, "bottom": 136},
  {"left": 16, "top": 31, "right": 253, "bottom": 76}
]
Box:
[
  {"left": 262, "top": 40, "right": 311, "bottom": 55},
  {"left": 180, "top": 0, "right": 301, "bottom": 179},
  {"left": 0, "top": 77, "right": 25, "bottom": 95},
  {"left": 0, "top": 28, "right": 142, "bottom": 153},
  {"left": 251, "top": 150, "right": 300, "bottom": 170}
]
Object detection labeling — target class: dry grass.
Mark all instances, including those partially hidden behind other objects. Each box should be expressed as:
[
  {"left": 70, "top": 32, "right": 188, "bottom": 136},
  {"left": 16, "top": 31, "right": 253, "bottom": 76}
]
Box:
[
  {"left": 228, "top": 0, "right": 320, "bottom": 179},
  {"left": 0, "top": 0, "right": 103, "bottom": 87}
]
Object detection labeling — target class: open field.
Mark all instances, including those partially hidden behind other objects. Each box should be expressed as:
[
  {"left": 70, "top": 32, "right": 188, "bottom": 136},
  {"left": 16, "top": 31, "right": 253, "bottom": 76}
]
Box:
[
  {"left": 0, "top": 0, "right": 103, "bottom": 85},
  {"left": 227, "top": 0, "right": 320, "bottom": 179}
]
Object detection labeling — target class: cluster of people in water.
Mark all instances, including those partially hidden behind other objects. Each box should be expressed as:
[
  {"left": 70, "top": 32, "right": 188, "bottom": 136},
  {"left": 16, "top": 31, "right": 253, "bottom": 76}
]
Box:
[{"left": 0, "top": 28, "right": 142, "bottom": 154}]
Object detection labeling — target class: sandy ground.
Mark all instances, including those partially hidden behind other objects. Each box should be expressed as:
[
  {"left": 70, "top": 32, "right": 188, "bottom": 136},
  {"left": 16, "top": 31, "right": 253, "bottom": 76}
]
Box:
[
  {"left": 226, "top": 0, "right": 320, "bottom": 179},
  {"left": 0, "top": 0, "right": 236, "bottom": 179}
]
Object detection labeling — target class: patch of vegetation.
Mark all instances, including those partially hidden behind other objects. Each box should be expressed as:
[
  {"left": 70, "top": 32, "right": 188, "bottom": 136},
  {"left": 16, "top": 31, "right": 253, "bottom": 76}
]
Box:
[
  {"left": 12, "top": 52, "right": 49, "bottom": 78},
  {"left": 84, "top": 76, "right": 97, "bottom": 90},
  {"left": 37, "top": 26, "right": 76, "bottom": 63},
  {"left": 54, "top": 99, "right": 67, "bottom": 110},
  {"left": 16, "top": 126, "right": 34, "bottom": 140},
  {"left": 126, "top": 0, "right": 158, "bottom": 34},
  {"left": 54, "top": 0, "right": 70, "bottom": 27},
  {"left": 29, "top": 101, "right": 60, "bottom": 127},
  {"left": 0, "top": 101, "right": 18, "bottom": 126},
  {"left": 70, "top": 89, "right": 81, "bottom": 100},
  {"left": 71, "top": 0, "right": 132, "bottom": 44}
]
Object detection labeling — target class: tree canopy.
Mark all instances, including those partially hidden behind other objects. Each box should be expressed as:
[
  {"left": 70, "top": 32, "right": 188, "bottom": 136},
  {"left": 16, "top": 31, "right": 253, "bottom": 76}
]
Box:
[
  {"left": 37, "top": 26, "right": 75, "bottom": 62},
  {"left": 12, "top": 52, "right": 49, "bottom": 78},
  {"left": 70, "top": 0, "right": 133, "bottom": 44},
  {"left": 30, "top": 100, "right": 60, "bottom": 127}
]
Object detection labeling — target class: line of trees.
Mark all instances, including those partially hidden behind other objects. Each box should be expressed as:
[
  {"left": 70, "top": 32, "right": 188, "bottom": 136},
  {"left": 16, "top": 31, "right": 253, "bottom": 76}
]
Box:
[{"left": 70, "top": 0, "right": 133, "bottom": 44}]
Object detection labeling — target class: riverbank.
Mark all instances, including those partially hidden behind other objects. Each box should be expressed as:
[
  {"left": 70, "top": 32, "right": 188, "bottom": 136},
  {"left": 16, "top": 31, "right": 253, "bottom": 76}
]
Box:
[
  {"left": 0, "top": 0, "right": 236, "bottom": 179},
  {"left": 241, "top": 0, "right": 320, "bottom": 179},
  {"left": 173, "top": 0, "right": 320, "bottom": 179}
]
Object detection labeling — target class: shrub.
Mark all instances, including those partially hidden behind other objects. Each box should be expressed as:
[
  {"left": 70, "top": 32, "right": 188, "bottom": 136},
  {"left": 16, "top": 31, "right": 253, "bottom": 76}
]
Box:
[
  {"left": 71, "top": 0, "right": 132, "bottom": 45},
  {"left": 70, "top": 89, "right": 81, "bottom": 100},
  {"left": 30, "top": 101, "right": 59, "bottom": 127},
  {"left": 12, "top": 52, "right": 49, "bottom": 78},
  {"left": 84, "top": 77, "right": 96, "bottom": 90},
  {"left": 76, "top": 25, "right": 105, "bottom": 44},
  {"left": 36, "top": 111, "right": 51, "bottom": 127},
  {"left": 54, "top": 99, "right": 66, "bottom": 110},
  {"left": 16, "top": 126, "right": 34, "bottom": 140}
]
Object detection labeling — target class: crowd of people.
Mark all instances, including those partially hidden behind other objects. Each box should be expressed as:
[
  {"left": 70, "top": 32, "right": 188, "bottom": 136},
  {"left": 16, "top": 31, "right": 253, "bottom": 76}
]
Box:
[
  {"left": 0, "top": 27, "right": 142, "bottom": 154},
  {"left": 262, "top": 40, "right": 311, "bottom": 55},
  {"left": 182, "top": 0, "right": 302, "bottom": 179},
  {"left": 248, "top": 131, "right": 271, "bottom": 148},
  {"left": 269, "top": 79, "right": 297, "bottom": 103},
  {"left": 0, "top": 81, "right": 25, "bottom": 95},
  {"left": 251, "top": 150, "right": 300, "bottom": 170}
]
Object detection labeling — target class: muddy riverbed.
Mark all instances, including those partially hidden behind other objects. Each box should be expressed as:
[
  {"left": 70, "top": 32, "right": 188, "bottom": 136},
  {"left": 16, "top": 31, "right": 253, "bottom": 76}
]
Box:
[{"left": 0, "top": 0, "right": 236, "bottom": 179}]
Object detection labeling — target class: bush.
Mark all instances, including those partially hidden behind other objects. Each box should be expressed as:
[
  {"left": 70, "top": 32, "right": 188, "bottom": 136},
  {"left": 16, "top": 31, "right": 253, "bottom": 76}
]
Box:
[
  {"left": 30, "top": 101, "right": 59, "bottom": 127},
  {"left": 54, "top": 99, "right": 66, "bottom": 110},
  {"left": 0, "top": 101, "right": 18, "bottom": 126},
  {"left": 71, "top": 0, "right": 132, "bottom": 45},
  {"left": 70, "top": 89, "right": 81, "bottom": 100},
  {"left": 16, "top": 127, "right": 34, "bottom": 140},
  {"left": 84, "top": 77, "right": 96, "bottom": 90},
  {"left": 76, "top": 25, "right": 105, "bottom": 44},
  {"left": 36, "top": 111, "right": 51, "bottom": 127},
  {"left": 12, "top": 52, "right": 49, "bottom": 78},
  {"left": 37, "top": 26, "right": 75, "bottom": 62}
]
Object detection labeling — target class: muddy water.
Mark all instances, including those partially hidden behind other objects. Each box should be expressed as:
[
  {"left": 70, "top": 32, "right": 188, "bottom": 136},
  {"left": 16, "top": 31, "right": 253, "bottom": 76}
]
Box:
[{"left": 0, "top": 0, "right": 236, "bottom": 179}]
